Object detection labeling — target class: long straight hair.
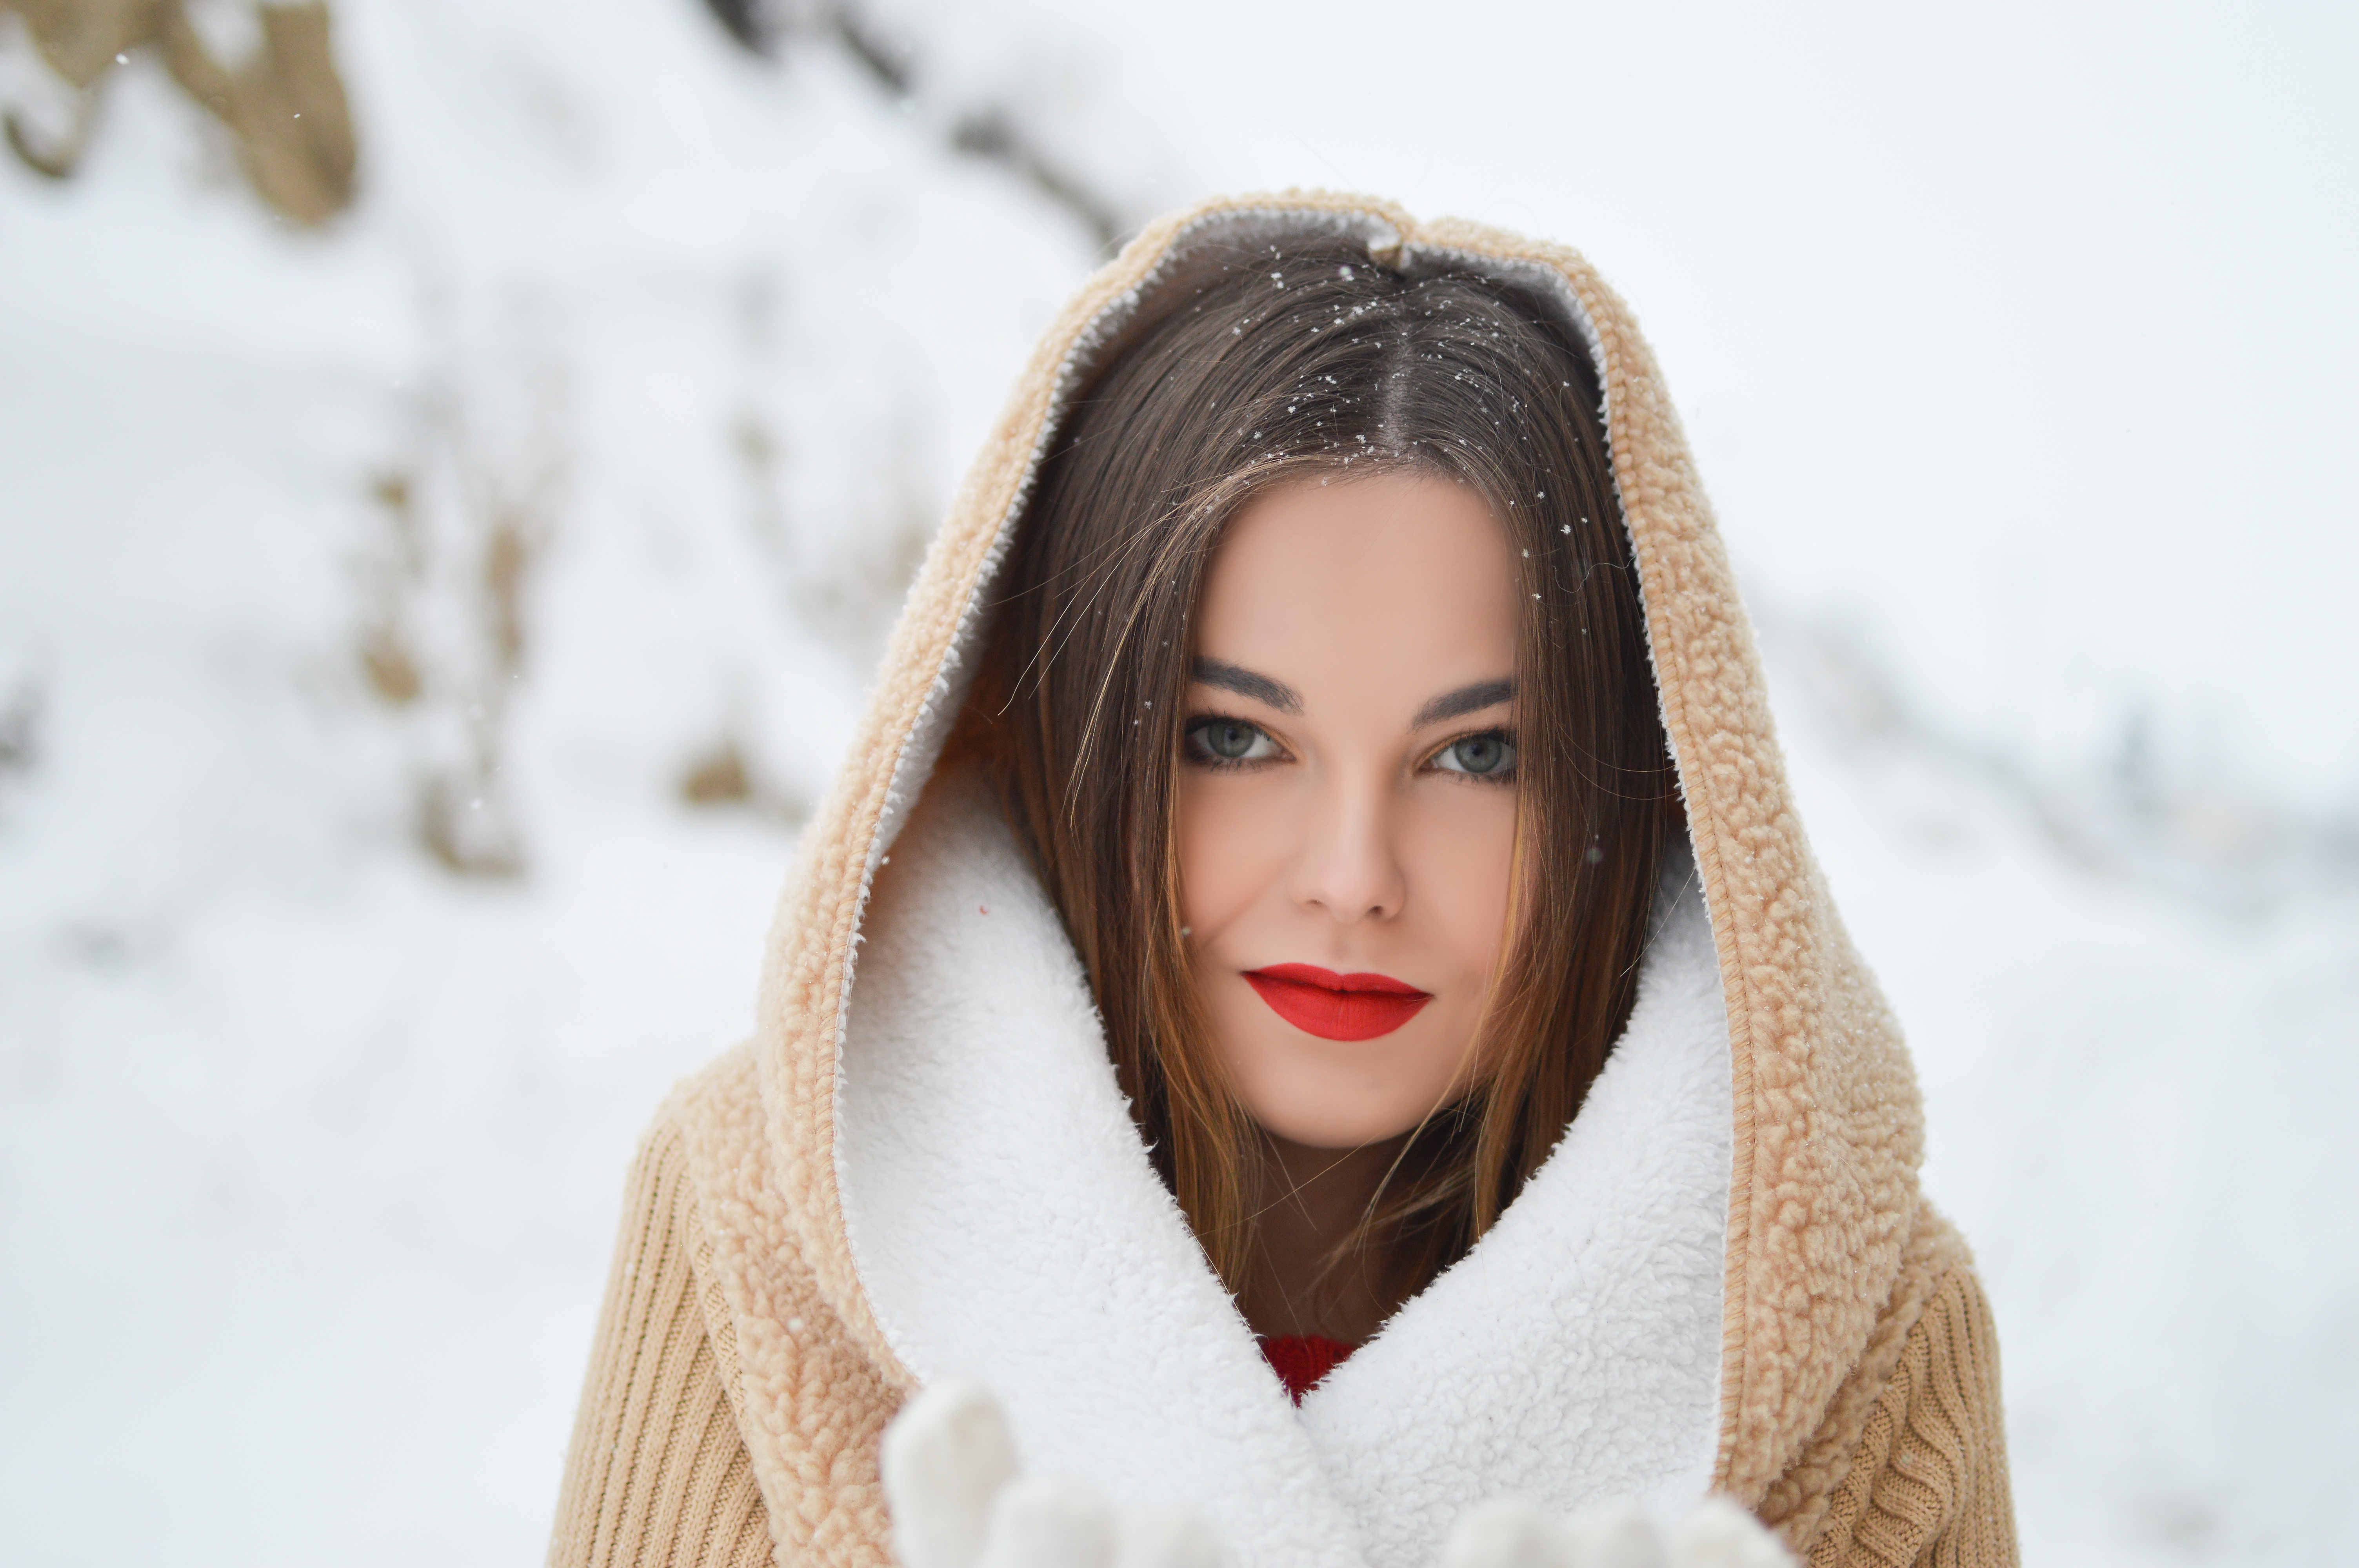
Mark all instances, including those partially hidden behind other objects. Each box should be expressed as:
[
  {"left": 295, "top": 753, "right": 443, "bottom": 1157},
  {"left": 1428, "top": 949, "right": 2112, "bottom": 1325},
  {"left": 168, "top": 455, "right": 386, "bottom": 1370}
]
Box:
[{"left": 952, "top": 234, "right": 1681, "bottom": 1303}]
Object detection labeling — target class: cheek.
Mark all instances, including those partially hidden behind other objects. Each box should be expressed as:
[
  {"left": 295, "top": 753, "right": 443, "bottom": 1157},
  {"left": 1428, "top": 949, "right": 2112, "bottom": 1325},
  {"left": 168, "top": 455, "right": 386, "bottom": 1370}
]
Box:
[
  {"left": 1174, "top": 773, "right": 1294, "bottom": 935},
  {"left": 1401, "top": 788, "right": 1519, "bottom": 980}
]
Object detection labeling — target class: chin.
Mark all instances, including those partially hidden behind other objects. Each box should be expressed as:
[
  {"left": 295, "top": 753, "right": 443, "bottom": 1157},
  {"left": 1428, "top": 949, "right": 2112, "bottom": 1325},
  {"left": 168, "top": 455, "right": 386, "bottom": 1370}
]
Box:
[
  {"left": 1231, "top": 1063, "right": 1451, "bottom": 1149},
  {"left": 1251, "top": 1109, "right": 1418, "bottom": 1150},
  {"left": 1219, "top": 1017, "right": 1470, "bottom": 1150}
]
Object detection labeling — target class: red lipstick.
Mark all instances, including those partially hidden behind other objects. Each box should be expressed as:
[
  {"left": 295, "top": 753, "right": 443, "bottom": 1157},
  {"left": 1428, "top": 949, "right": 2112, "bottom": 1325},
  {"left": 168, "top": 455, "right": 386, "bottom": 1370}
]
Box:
[{"left": 1242, "top": 964, "right": 1433, "bottom": 1042}]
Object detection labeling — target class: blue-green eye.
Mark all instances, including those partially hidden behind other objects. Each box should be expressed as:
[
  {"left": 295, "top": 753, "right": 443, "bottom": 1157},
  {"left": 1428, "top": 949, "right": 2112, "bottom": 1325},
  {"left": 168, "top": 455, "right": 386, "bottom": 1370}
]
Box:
[
  {"left": 1186, "top": 717, "right": 1281, "bottom": 765},
  {"left": 1432, "top": 731, "right": 1515, "bottom": 778}
]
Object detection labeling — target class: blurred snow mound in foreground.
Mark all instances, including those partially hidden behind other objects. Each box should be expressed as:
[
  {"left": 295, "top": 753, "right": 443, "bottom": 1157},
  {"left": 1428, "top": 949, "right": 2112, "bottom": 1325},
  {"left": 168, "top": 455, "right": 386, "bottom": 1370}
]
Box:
[{"left": 1, "top": 4, "right": 2353, "bottom": 1565}]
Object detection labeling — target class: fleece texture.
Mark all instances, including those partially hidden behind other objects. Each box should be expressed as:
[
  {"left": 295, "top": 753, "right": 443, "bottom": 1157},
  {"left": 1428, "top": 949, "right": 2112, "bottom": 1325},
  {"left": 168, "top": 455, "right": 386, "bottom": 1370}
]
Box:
[
  {"left": 834, "top": 780, "right": 1729, "bottom": 1568},
  {"left": 546, "top": 192, "right": 2018, "bottom": 1568},
  {"left": 1294, "top": 846, "right": 1732, "bottom": 1564}
]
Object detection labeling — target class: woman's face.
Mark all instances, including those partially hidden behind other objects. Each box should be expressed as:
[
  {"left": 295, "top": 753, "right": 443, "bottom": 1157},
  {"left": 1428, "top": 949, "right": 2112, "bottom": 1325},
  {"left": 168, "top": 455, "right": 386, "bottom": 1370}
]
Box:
[{"left": 1177, "top": 472, "right": 1520, "bottom": 1151}]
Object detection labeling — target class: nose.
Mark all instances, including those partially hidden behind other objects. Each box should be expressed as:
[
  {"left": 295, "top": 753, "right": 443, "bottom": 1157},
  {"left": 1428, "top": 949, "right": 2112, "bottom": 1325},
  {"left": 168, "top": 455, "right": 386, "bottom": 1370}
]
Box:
[{"left": 1289, "top": 776, "right": 1406, "bottom": 924}]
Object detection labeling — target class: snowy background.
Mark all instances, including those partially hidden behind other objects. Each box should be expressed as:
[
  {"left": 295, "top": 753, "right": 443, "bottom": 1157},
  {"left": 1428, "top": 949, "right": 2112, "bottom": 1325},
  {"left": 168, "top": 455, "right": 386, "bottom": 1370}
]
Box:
[{"left": 2, "top": 1, "right": 2354, "bottom": 1563}]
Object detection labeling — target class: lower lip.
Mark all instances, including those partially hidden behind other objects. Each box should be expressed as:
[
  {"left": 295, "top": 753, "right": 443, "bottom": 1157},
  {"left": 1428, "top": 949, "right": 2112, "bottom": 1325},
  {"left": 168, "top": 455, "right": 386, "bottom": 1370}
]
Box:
[{"left": 1243, "top": 965, "right": 1433, "bottom": 1042}]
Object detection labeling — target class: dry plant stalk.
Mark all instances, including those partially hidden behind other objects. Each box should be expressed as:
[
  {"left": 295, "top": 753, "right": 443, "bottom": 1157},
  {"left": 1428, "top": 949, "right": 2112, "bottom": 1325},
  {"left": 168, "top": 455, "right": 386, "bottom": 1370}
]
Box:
[
  {"left": 2, "top": 0, "right": 355, "bottom": 225},
  {"left": 356, "top": 318, "right": 566, "bottom": 878}
]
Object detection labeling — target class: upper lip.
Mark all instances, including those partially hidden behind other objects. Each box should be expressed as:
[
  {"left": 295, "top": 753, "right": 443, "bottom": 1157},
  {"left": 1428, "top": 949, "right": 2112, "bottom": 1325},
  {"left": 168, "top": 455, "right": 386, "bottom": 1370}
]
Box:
[{"left": 1243, "top": 963, "right": 1429, "bottom": 997}]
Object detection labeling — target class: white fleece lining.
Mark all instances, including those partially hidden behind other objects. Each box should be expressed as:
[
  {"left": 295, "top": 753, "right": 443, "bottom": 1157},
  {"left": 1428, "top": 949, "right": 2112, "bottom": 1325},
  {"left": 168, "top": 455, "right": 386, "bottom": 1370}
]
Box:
[
  {"left": 838, "top": 773, "right": 1371, "bottom": 1568},
  {"left": 1298, "top": 849, "right": 1730, "bottom": 1565},
  {"left": 836, "top": 774, "right": 1731, "bottom": 1568}
]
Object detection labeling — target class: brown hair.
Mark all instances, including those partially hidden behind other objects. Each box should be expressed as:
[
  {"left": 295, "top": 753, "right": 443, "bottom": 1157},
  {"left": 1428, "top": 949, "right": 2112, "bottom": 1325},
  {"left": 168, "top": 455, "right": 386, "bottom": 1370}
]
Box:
[{"left": 952, "top": 233, "right": 1680, "bottom": 1304}]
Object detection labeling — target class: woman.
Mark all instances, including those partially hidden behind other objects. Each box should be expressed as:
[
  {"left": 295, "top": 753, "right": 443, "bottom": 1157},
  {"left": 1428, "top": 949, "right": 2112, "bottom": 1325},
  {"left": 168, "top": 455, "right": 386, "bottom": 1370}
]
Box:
[{"left": 547, "top": 193, "right": 2016, "bottom": 1568}]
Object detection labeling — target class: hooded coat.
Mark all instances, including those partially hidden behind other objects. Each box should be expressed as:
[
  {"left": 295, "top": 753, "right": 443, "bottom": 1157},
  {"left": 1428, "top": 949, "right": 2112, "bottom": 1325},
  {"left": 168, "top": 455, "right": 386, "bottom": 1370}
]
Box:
[{"left": 547, "top": 193, "right": 2017, "bottom": 1568}]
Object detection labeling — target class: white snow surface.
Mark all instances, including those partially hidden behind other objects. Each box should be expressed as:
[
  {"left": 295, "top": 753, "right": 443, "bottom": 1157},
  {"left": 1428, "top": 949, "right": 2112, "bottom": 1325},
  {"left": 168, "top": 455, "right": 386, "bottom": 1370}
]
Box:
[{"left": 1, "top": 3, "right": 2353, "bottom": 1565}]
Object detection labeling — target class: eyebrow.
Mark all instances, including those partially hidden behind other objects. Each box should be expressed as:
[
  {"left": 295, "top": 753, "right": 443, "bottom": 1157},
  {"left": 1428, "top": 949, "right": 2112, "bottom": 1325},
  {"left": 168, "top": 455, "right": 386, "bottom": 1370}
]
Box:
[
  {"left": 1189, "top": 657, "right": 1302, "bottom": 713},
  {"left": 1191, "top": 659, "right": 1513, "bottom": 730},
  {"left": 1412, "top": 678, "right": 1515, "bottom": 730}
]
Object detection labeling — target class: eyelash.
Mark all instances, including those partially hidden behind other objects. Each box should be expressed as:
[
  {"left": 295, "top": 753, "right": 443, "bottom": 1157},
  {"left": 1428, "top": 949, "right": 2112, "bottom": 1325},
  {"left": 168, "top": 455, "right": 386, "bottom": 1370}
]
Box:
[
  {"left": 1182, "top": 712, "right": 1289, "bottom": 772},
  {"left": 1427, "top": 728, "right": 1518, "bottom": 785},
  {"left": 1180, "top": 713, "right": 1518, "bottom": 784}
]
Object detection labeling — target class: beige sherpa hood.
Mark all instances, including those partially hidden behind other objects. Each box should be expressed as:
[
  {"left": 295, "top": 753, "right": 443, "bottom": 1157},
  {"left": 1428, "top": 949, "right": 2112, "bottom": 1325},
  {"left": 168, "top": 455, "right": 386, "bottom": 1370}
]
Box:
[{"left": 670, "top": 192, "right": 1966, "bottom": 1568}]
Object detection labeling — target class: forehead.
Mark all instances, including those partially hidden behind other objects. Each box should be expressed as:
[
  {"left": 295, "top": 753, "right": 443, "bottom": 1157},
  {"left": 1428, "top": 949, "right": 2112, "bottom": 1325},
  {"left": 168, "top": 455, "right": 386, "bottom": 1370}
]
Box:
[{"left": 1194, "top": 474, "right": 1517, "bottom": 701}]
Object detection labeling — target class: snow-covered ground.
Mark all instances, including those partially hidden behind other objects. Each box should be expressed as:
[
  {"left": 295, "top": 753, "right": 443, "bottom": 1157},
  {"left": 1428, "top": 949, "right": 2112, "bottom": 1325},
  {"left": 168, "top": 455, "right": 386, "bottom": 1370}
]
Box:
[{"left": 1, "top": 2, "right": 2351, "bottom": 1564}]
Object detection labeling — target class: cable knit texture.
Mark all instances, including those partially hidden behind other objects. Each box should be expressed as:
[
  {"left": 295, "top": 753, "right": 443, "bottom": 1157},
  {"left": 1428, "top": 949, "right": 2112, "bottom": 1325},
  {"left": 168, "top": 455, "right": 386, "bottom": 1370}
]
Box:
[{"left": 547, "top": 192, "right": 2017, "bottom": 1568}]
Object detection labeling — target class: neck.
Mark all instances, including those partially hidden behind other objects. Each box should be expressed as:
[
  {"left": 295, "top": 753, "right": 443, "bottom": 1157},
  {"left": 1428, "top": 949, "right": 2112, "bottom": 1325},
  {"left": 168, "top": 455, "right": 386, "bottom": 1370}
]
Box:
[{"left": 1234, "top": 1130, "right": 1414, "bottom": 1344}]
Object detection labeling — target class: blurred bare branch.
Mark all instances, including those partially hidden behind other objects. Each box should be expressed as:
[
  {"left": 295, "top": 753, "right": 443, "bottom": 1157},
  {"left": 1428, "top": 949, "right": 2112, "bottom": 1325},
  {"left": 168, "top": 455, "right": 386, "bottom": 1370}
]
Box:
[
  {"left": 1763, "top": 611, "right": 2359, "bottom": 915},
  {"left": 0, "top": 678, "right": 36, "bottom": 777},
  {"left": 700, "top": 0, "right": 1125, "bottom": 251}
]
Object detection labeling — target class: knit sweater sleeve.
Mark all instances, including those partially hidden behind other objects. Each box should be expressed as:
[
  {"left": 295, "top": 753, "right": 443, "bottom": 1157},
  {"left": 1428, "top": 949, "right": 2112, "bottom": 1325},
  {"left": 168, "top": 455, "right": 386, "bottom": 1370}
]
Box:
[
  {"left": 1804, "top": 1260, "right": 2019, "bottom": 1568},
  {"left": 548, "top": 1116, "right": 775, "bottom": 1568}
]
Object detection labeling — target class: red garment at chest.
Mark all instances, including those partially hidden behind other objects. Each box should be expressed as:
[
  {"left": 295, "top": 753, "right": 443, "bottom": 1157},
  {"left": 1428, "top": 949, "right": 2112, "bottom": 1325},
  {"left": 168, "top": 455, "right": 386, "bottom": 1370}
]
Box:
[{"left": 1258, "top": 1334, "right": 1356, "bottom": 1404}]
